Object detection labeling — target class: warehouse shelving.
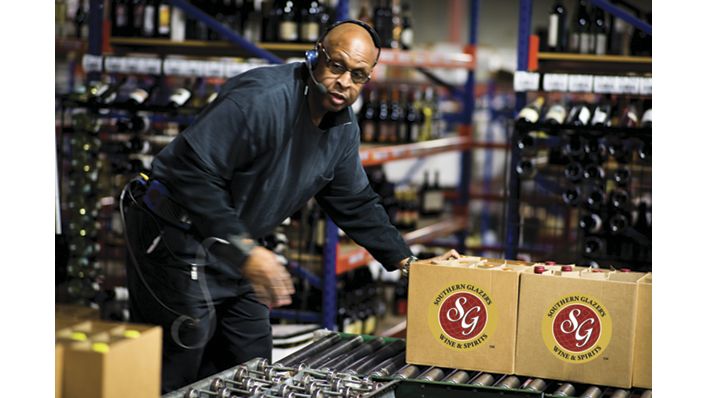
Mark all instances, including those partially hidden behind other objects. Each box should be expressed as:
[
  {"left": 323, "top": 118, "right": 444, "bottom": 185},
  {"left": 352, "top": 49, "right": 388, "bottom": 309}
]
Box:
[
  {"left": 505, "top": 0, "right": 652, "bottom": 265},
  {"left": 67, "top": 0, "right": 479, "bottom": 331}
]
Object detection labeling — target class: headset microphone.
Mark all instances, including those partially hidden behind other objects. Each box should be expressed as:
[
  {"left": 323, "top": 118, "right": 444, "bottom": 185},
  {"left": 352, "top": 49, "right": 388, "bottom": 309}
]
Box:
[{"left": 305, "top": 49, "right": 328, "bottom": 95}]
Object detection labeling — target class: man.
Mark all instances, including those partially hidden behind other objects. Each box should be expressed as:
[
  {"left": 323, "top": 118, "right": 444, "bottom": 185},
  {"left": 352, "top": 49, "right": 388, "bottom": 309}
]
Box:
[{"left": 123, "top": 20, "right": 459, "bottom": 393}]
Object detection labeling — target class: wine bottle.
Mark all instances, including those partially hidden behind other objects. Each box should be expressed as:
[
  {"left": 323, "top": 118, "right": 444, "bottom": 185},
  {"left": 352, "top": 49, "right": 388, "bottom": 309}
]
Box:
[
  {"left": 389, "top": 88, "right": 402, "bottom": 144},
  {"left": 397, "top": 87, "right": 410, "bottom": 143},
  {"left": 579, "top": 213, "right": 603, "bottom": 234},
  {"left": 613, "top": 166, "right": 631, "bottom": 187},
  {"left": 516, "top": 97, "right": 545, "bottom": 123},
  {"left": 583, "top": 138, "right": 607, "bottom": 163},
  {"left": 608, "top": 211, "right": 629, "bottom": 234},
  {"left": 167, "top": 79, "right": 197, "bottom": 108},
  {"left": 563, "top": 135, "right": 586, "bottom": 159},
  {"left": 358, "top": 0, "right": 372, "bottom": 26},
  {"left": 583, "top": 236, "right": 604, "bottom": 255},
  {"left": 429, "top": 170, "right": 445, "bottom": 216},
  {"left": 125, "top": 81, "right": 156, "bottom": 107},
  {"left": 517, "top": 132, "right": 535, "bottom": 153},
  {"left": 299, "top": 1, "right": 321, "bottom": 43},
  {"left": 547, "top": 0, "right": 567, "bottom": 52},
  {"left": 88, "top": 78, "right": 127, "bottom": 105},
  {"left": 640, "top": 108, "right": 652, "bottom": 128},
  {"left": 609, "top": 189, "right": 630, "bottom": 210},
  {"left": 516, "top": 158, "right": 537, "bottom": 178},
  {"left": 592, "top": 6, "right": 608, "bottom": 55},
  {"left": 278, "top": 0, "right": 299, "bottom": 42},
  {"left": 361, "top": 87, "right": 379, "bottom": 143},
  {"left": 620, "top": 103, "right": 639, "bottom": 127},
  {"left": 544, "top": 103, "right": 567, "bottom": 124},
  {"left": 637, "top": 139, "right": 651, "bottom": 162},
  {"left": 400, "top": 2, "right": 414, "bottom": 49},
  {"left": 170, "top": 4, "right": 186, "bottom": 42},
  {"left": 156, "top": 0, "right": 171, "bottom": 38},
  {"left": 569, "top": 0, "right": 589, "bottom": 52},
  {"left": 142, "top": 0, "right": 156, "bottom": 37},
  {"left": 377, "top": 88, "right": 392, "bottom": 143},
  {"left": 583, "top": 163, "right": 605, "bottom": 181},
  {"left": 585, "top": 186, "right": 605, "bottom": 210},
  {"left": 566, "top": 103, "right": 591, "bottom": 126},
  {"left": 243, "top": 0, "right": 263, "bottom": 43},
  {"left": 373, "top": 0, "right": 394, "bottom": 48},
  {"left": 393, "top": 277, "right": 408, "bottom": 316},
  {"left": 56, "top": 0, "right": 68, "bottom": 38},
  {"left": 112, "top": 0, "right": 130, "bottom": 37},
  {"left": 74, "top": 0, "right": 88, "bottom": 39},
  {"left": 578, "top": 1, "right": 591, "bottom": 54},
  {"left": 564, "top": 162, "right": 583, "bottom": 183},
  {"left": 591, "top": 103, "right": 611, "bottom": 126},
  {"left": 562, "top": 187, "right": 581, "bottom": 207},
  {"left": 608, "top": 138, "right": 630, "bottom": 163},
  {"left": 131, "top": 0, "right": 145, "bottom": 36},
  {"left": 629, "top": 11, "right": 651, "bottom": 56},
  {"left": 405, "top": 88, "right": 422, "bottom": 143}
]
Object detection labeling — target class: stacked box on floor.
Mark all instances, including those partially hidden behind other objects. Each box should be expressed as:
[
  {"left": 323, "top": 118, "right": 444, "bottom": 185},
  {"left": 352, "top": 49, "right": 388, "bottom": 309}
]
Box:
[{"left": 56, "top": 319, "right": 162, "bottom": 398}]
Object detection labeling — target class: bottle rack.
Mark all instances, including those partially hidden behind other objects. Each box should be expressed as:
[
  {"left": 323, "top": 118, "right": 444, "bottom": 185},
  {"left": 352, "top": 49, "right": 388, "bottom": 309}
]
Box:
[
  {"left": 509, "top": 120, "right": 651, "bottom": 270},
  {"left": 506, "top": 0, "right": 651, "bottom": 270}
]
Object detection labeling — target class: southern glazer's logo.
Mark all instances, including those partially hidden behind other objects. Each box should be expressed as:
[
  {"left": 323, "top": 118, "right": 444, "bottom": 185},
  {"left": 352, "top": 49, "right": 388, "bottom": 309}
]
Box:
[
  {"left": 542, "top": 294, "right": 613, "bottom": 363},
  {"left": 428, "top": 284, "right": 497, "bottom": 350}
]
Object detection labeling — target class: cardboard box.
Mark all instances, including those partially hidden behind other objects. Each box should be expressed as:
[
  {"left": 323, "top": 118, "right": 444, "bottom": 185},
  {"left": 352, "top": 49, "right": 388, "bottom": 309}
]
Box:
[
  {"left": 61, "top": 320, "right": 162, "bottom": 398},
  {"left": 632, "top": 273, "right": 652, "bottom": 388},
  {"left": 56, "top": 344, "right": 64, "bottom": 398},
  {"left": 515, "top": 269, "right": 645, "bottom": 388},
  {"left": 406, "top": 256, "right": 530, "bottom": 374}
]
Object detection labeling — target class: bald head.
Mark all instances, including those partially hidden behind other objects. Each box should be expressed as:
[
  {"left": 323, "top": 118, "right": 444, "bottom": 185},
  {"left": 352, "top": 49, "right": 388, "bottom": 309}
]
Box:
[{"left": 322, "top": 22, "right": 379, "bottom": 67}]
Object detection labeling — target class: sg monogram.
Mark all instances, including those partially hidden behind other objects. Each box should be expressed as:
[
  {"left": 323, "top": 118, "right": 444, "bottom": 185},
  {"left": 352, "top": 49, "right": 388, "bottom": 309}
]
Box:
[
  {"left": 560, "top": 308, "right": 596, "bottom": 348},
  {"left": 446, "top": 296, "right": 482, "bottom": 336}
]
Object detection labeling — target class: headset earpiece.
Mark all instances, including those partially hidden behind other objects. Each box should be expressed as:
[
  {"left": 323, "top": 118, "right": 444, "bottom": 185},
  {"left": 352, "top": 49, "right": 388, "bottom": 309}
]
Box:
[{"left": 305, "top": 48, "right": 318, "bottom": 69}]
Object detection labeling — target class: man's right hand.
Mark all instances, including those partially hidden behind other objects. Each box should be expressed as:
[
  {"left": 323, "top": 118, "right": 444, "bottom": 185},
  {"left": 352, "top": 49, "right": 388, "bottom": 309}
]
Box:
[{"left": 241, "top": 246, "right": 295, "bottom": 308}]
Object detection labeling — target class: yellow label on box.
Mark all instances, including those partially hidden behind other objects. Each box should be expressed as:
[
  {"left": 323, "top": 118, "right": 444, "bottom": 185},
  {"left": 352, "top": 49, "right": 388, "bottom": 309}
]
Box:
[
  {"left": 427, "top": 283, "right": 497, "bottom": 351},
  {"left": 541, "top": 293, "right": 613, "bottom": 364}
]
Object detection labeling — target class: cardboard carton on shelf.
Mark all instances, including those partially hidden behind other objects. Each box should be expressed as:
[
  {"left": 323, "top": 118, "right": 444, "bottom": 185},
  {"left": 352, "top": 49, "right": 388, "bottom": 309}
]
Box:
[{"left": 406, "top": 255, "right": 531, "bottom": 374}]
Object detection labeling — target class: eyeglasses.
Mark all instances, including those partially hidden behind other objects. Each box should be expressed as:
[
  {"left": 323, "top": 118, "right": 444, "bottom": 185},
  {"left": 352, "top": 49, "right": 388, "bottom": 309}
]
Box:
[{"left": 319, "top": 44, "right": 373, "bottom": 85}]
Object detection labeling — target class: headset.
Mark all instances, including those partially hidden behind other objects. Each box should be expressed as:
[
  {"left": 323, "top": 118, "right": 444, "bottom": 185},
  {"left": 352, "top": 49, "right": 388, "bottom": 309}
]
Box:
[{"left": 305, "top": 19, "right": 383, "bottom": 94}]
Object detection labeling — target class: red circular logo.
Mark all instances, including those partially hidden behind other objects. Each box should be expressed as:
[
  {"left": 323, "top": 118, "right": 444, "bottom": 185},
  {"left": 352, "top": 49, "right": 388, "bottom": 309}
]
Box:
[
  {"left": 439, "top": 292, "right": 487, "bottom": 341},
  {"left": 552, "top": 304, "right": 601, "bottom": 352}
]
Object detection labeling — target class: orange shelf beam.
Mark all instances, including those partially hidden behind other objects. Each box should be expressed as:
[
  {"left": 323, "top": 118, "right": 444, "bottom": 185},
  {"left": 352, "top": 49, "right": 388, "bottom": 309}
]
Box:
[
  {"left": 402, "top": 218, "right": 468, "bottom": 245},
  {"left": 378, "top": 48, "right": 475, "bottom": 69},
  {"left": 335, "top": 218, "right": 468, "bottom": 275},
  {"left": 359, "top": 136, "right": 472, "bottom": 167}
]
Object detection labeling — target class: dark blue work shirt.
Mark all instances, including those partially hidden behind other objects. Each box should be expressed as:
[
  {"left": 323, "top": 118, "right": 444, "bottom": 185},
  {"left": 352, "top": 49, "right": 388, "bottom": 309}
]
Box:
[{"left": 151, "top": 62, "right": 411, "bottom": 271}]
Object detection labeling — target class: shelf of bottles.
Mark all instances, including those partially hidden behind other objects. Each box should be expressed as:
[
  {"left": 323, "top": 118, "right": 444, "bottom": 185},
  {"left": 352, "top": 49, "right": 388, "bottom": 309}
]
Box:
[
  {"left": 62, "top": 111, "right": 104, "bottom": 305},
  {"left": 508, "top": 94, "right": 651, "bottom": 271},
  {"left": 541, "top": 0, "right": 651, "bottom": 58}
]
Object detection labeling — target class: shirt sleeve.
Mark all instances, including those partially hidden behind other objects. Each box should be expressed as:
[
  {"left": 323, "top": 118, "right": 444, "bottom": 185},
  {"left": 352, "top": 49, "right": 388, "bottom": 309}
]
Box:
[
  {"left": 314, "top": 135, "right": 412, "bottom": 271},
  {"left": 150, "top": 97, "right": 260, "bottom": 268}
]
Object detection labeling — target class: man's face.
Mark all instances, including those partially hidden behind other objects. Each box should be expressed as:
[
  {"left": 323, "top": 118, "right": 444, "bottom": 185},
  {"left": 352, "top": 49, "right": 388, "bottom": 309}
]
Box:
[{"left": 313, "top": 39, "right": 377, "bottom": 113}]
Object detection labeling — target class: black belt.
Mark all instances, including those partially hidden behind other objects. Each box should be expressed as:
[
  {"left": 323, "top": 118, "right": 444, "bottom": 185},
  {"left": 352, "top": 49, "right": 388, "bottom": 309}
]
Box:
[{"left": 142, "top": 177, "right": 193, "bottom": 232}]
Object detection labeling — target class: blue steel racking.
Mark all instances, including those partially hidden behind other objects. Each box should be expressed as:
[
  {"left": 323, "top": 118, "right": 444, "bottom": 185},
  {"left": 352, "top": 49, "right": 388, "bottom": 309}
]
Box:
[
  {"left": 504, "top": 0, "right": 652, "bottom": 260},
  {"left": 85, "top": 0, "right": 478, "bottom": 331}
]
